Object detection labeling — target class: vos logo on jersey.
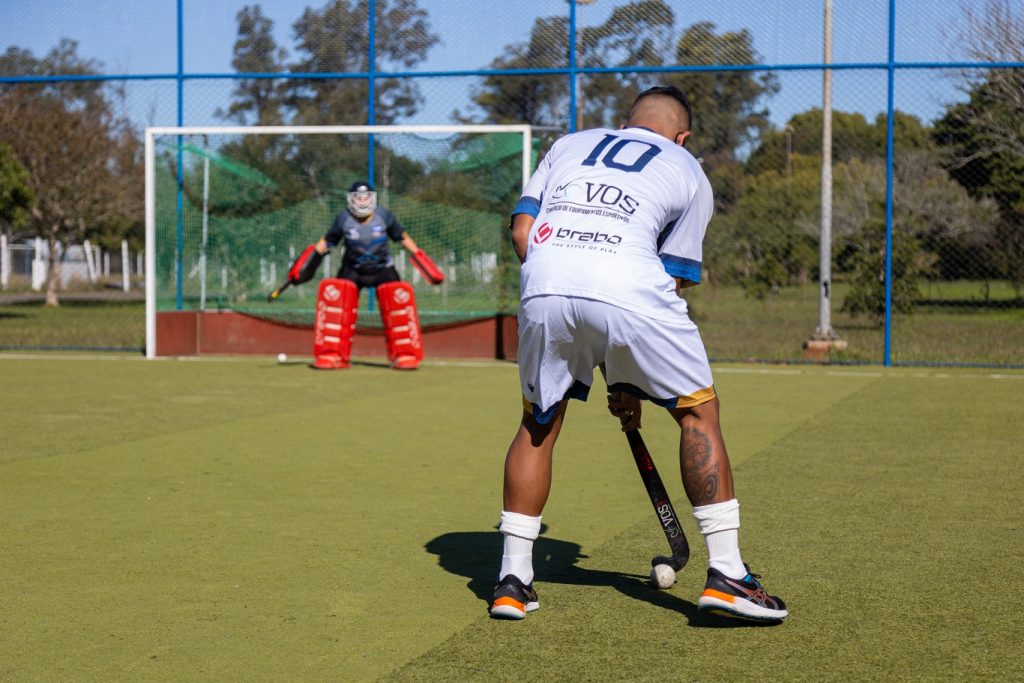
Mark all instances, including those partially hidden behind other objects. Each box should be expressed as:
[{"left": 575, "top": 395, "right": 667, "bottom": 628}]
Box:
[
  {"left": 393, "top": 288, "right": 411, "bottom": 304},
  {"left": 534, "top": 222, "right": 553, "bottom": 244},
  {"left": 323, "top": 284, "right": 341, "bottom": 301}
]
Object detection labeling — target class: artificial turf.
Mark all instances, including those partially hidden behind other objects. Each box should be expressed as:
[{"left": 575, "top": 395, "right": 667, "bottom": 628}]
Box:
[{"left": 0, "top": 355, "right": 1021, "bottom": 681}]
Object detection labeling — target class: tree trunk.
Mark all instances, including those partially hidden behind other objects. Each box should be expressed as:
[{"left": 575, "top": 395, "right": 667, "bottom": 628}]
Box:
[{"left": 45, "top": 237, "right": 61, "bottom": 306}]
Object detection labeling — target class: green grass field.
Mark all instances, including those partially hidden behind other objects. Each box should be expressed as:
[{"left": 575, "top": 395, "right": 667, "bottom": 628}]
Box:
[{"left": 1, "top": 355, "right": 1022, "bottom": 681}]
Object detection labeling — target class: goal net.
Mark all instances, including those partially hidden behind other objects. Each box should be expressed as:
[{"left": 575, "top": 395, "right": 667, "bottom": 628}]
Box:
[{"left": 144, "top": 125, "right": 533, "bottom": 357}]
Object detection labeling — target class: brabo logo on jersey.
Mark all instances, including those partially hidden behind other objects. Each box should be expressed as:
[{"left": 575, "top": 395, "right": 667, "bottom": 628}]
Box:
[
  {"left": 533, "top": 222, "right": 553, "bottom": 244},
  {"left": 532, "top": 221, "right": 622, "bottom": 253},
  {"left": 548, "top": 181, "right": 639, "bottom": 222}
]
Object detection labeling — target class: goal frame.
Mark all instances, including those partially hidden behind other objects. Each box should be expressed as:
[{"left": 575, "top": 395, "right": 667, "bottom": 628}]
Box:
[{"left": 144, "top": 124, "right": 533, "bottom": 359}]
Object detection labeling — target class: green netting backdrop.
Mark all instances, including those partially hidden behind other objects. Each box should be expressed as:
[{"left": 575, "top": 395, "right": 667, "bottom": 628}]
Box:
[{"left": 153, "top": 129, "right": 533, "bottom": 328}]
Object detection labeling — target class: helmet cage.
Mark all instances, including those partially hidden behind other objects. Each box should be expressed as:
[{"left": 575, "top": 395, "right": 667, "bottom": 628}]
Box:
[{"left": 348, "top": 188, "right": 377, "bottom": 218}]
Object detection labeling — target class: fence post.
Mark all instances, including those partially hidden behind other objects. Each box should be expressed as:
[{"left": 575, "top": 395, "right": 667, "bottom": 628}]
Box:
[
  {"left": 84, "top": 239, "right": 97, "bottom": 283},
  {"left": 122, "top": 240, "right": 130, "bottom": 292},
  {"left": 32, "top": 237, "right": 45, "bottom": 291},
  {"left": 1, "top": 233, "right": 8, "bottom": 290}
]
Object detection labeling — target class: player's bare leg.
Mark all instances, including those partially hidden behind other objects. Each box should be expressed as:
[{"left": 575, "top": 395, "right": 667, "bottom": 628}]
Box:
[
  {"left": 670, "top": 397, "right": 735, "bottom": 507},
  {"left": 503, "top": 403, "right": 566, "bottom": 516},
  {"left": 670, "top": 397, "right": 788, "bottom": 622},
  {"left": 491, "top": 401, "right": 566, "bottom": 619}
]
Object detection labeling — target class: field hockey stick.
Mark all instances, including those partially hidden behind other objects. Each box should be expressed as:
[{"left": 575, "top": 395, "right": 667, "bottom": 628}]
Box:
[
  {"left": 267, "top": 279, "right": 292, "bottom": 302},
  {"left": 615, "top": 401, "right": 690, "bottom": 572}
]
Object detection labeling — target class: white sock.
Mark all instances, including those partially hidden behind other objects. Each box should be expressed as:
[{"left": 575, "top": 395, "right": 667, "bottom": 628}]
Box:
[
  {"left": 499, "top": 510, "right": 541, "bottom": 584},
  {"left": 692, "top": 499, "right": 747, "bottom": 579}
]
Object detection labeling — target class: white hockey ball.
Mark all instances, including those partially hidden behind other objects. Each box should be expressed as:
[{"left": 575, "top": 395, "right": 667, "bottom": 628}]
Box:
[
  {"left": 650, "top": 563, "right": 676, "bottom": 589},
  {"left": 277, "top": 352, "right": 288, "bottom": 363}
]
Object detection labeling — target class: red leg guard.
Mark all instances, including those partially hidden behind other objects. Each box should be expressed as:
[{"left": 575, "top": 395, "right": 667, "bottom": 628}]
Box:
[
  {"left": 377, "top": 281, "right": 423, "bottom": 370},
  {"left": 313, "top": 278, "right": 358, "bottom": 369}
]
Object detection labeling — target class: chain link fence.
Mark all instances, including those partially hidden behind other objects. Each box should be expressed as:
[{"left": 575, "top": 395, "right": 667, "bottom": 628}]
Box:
[{"left": 1, "top": 0, "right": 1021, "bottom": 365}]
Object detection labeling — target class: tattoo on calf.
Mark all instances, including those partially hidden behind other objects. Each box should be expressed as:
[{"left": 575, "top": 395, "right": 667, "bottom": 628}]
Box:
[
  {"left": 682, "top": 427, "right": 712, "bottom": 469},
  {"left": 682, "top": 426, "right": 720, "bottom": 505},
  {"left": 697, "top": 467, "right": 720, "bottom": 504}
]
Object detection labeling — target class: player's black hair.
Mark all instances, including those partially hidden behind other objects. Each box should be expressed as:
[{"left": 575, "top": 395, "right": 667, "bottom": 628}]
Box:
[
  {"left": 349, "top": 180, "right": 374, "bottom": 193},
  {"left": 632, "top": 85, "right": 692, "bottom": 130}
]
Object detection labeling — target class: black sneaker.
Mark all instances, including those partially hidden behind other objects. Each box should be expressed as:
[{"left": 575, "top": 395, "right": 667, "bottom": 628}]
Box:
[
  {"left": 698, "top": 565, "right": 788, "bottom": 622},
  {"left": 489, "top": 574, "right": 540, "bottom": 620}
]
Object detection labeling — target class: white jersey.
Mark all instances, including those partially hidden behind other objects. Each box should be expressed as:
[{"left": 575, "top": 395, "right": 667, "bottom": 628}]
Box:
[{"left": 515, "top": 126, "right": 713, "bottom": 320}]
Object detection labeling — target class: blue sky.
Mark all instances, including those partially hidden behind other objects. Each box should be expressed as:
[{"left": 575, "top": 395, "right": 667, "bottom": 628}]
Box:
[{"left": 0, "top": 0, "right": 1004, "bottom": 130}]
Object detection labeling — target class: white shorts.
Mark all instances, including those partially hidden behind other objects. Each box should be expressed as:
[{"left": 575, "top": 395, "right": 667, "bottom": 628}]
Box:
[{"left": 517, "top": 295, "right": 715, "bottom": 423}]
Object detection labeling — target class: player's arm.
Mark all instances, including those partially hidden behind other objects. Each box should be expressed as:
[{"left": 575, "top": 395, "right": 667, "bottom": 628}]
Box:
[
  {"left": 509, "top": 213, "right": 534, "bottom": 264},
  {"left": 675, "top": 277, "right": 699, "bottom": 296},
  {"left": 398, "top": 232, "right": 419, "bottom": 254},
  {"left": 385, "top": 211, "right": 444, "bottom": 284},
  {"left": 380, "top": 209, "right": 416, "bottom": 256},
  {"left": 507, "top": 144, "right": 553, "bottom": 264}
]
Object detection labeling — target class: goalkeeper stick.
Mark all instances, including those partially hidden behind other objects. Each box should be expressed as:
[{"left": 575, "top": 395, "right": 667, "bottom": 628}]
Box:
[{"left": 267, "top": 279, "right": 292, "bottom": 302}]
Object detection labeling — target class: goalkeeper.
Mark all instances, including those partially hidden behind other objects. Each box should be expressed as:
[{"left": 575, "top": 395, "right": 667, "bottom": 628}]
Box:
[
  {"left": 280, "top": 179, "right": 444, "bottom": 370},
  {"left": 307, "top": 180, "right": 441, "bottom": 290}
]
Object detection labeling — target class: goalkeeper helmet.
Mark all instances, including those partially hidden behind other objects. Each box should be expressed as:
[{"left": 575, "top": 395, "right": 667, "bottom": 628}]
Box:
[{"left": 347, "top": 180, "right": 377, "bottom": 218}]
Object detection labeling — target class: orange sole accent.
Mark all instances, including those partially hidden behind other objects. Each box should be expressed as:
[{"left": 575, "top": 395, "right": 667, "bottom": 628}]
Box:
[
  {"left": 701, "top": 588, "right": 737, "bottom": 604},
  {"left": 492, "top": 597, "right": 526, "bottom": 611}
]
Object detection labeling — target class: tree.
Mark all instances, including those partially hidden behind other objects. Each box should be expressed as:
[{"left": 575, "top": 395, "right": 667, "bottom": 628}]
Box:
[
  {"left": 462, "top": 15, "right": 571, "bottom": 127},
  {"left": 466, "top": 1, "right": 776, "bottom": 159},
  {"left": 746, "top": 109, "right": 933, "bottom": 178},
  {"left": 835, "top": 152, "right": 998, "bottom": 322},
  {"left": 716, "top": 106, "right": 996, "bottom": 312},
  {"left": 932, "top": 0, "right": 1024, "bottom": 292},
  {"left": 275, "top": 0, "right": 439, "bottom": 198},
  {"left": 222, "top": 4, "right": 287, "bottom": 126},
  {"left": 706, "top": 154, "right": 820, "bottom": 296},
  {"left": 0, "top": 142, "right": 34, "bottom": 232},
  {"left": 934, "top": 94, "right": 1024, "bottom": 292},
  {"left": 576, "top": 0, "right": 675, "bottom": 129},
  {"left": 0, "top": 40, "right": 142, "bottom": 305},
  {"left": 663, "top": 22, "right": 778, "bottom": 173},
  {"left": 283, "top": 0, "right": 438, "bottom": 126}
]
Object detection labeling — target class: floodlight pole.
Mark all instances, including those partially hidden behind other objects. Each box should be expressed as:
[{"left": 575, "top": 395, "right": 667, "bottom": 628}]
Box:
[
  {"left": 569, "top": 0, "right": 595, "bottom": 133},
  {"left": 805, "top": 0, "right": 846, "bottom": 359},
  {"left": 818, "top": 0, "right": 835, "bottom": 340}
]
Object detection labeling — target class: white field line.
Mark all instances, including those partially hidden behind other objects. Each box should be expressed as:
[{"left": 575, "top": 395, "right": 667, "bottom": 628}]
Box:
[
  {"left": 0, "top": 352, "right": 513, "bottom": 368},
  {"left": 0, "top": 353, "right": 1021, "bottom": 380}
]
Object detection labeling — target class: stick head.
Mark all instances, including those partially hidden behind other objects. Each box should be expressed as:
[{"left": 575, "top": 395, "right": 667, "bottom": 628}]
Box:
[{"left": 653, "top": 552, "right": 689, "bottom": 572}]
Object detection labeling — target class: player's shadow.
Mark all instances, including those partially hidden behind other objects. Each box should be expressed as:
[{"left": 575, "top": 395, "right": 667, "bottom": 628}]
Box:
[
  {"left": 425, "top": 529, "right": 769, "bottom": 628},
  {"left": 349, "top": 359, "right": 392, "bottom": 369}
]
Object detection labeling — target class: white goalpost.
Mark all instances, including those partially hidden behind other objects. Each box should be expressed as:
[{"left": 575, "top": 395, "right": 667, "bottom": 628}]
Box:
[{"left": 144, "top": 124, "right": 534, "bottom": 359}]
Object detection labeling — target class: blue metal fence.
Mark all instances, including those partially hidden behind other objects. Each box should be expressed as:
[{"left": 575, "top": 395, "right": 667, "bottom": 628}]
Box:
[{"left": 1, "top": 0, "right": 1021, "bottom": 366}]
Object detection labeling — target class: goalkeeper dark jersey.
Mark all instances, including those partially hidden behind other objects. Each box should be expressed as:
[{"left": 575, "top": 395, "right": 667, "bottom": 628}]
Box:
[{"left": 324, "top": 207, "right": 405, "bottom": 274}]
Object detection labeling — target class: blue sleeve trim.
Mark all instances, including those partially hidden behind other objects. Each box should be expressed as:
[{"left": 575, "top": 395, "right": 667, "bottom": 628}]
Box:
[
  {"left": 513, "top": 196, "right": 542, "bottom": 218},
  {"left": 660, "top": 254, "right": 702, "bottom": 283}
]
